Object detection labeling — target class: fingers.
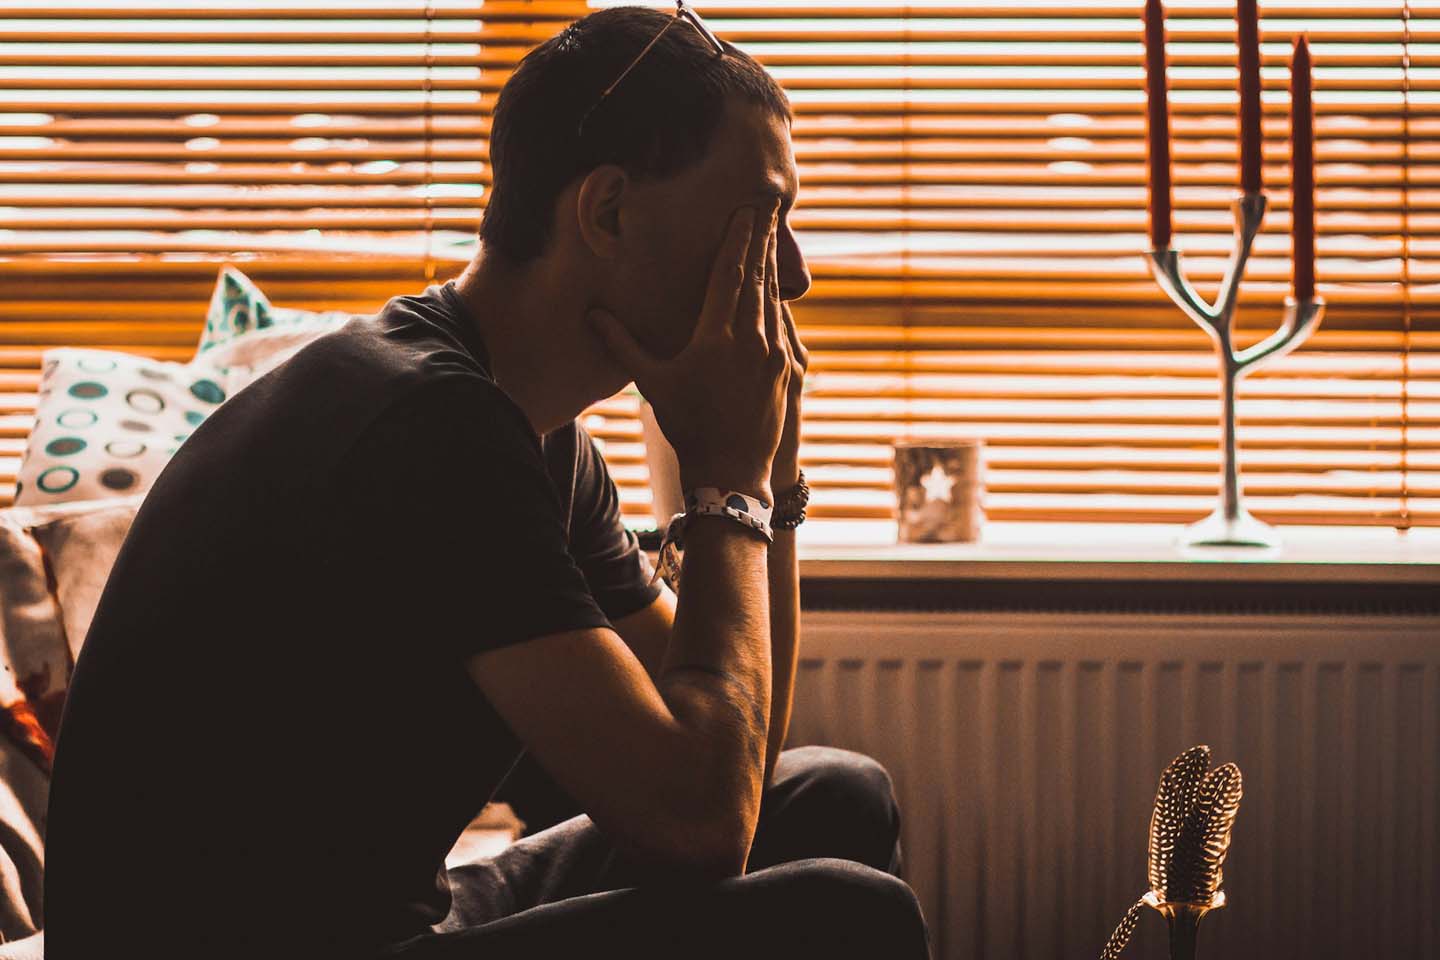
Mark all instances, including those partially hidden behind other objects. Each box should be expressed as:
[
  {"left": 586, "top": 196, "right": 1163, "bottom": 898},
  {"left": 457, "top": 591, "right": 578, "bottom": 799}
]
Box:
[
  {"left": 764, "top": 224, "right": 782, "bottom": 356},
  {"left": 735, "top": 199, "right": 780, "bottom": 340},
  {"left": 698, "top": 206, "right": 756, "bottom": 339},
  {"left": 781, "top": 300, "right": 808, "bottom": 370}
]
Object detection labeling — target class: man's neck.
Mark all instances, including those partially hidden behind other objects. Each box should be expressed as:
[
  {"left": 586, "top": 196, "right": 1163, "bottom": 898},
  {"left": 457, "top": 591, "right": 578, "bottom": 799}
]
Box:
[{"left": 450, "top": 250, "right": 626, "bottom": 438}]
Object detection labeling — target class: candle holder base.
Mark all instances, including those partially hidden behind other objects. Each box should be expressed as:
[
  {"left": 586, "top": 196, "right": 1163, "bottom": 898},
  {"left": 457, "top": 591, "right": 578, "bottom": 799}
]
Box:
[{"left": 1178, "top": 505, "right": 1278, "bottom": 550}]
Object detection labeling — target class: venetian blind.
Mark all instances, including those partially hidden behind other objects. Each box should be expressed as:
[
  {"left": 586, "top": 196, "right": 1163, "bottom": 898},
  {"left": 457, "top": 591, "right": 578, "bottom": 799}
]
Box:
[
  {"left": 631, "top": 0, "right": 1434, "bottom": 528},
  {"left": 0, "top": 1, "right": 1435, "bottom": 530},
  {"left": 0, "top": 0, "right": 581, "bottom": 509}
]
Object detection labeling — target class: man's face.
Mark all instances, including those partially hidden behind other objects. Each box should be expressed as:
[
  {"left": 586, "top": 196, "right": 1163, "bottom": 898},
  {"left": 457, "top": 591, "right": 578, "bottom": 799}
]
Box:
[{"left": 616, "top": 100, "right": 810, "bottom": 359}]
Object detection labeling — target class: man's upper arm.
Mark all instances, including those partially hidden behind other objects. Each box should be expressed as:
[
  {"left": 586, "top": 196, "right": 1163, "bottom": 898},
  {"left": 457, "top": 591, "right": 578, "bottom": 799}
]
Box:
[
  {"left": 610, "top": 578, "right": 676, "bottom": 679},
  {"left": 331, "top": 376, "right": 612, "bottom": 657},
  {"left": 568, "top": 422, "right": 663, "bottom": 623}
]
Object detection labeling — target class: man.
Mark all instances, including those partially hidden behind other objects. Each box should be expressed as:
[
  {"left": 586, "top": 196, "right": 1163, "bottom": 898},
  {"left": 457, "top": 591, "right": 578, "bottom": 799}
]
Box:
[{"left": 45, "top": 7, "right": 931, "bottom": 959}]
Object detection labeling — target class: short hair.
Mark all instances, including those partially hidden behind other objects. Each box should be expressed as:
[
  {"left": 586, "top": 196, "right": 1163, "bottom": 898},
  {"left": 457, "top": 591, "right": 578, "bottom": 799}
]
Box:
[{"left": 479, "top": 6, "right": 792, "bottom": 264}]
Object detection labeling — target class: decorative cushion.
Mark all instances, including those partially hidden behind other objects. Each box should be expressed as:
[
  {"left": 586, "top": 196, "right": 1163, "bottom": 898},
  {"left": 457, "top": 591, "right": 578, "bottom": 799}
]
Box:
[
  {"left": 27, "top": 498, "right": 144, "bottom": 664},
  {"left": 197, "top": 265, "right": 351, "bottom": 359},
  {"left": 0, "top": 736, "right": 46, "bottom": 941},
  {"left": 0, "top": 507, "right": 60, "bottom": 943},
  {"left": 199, "top": 264, "right": 275, "bottom": 353},
  {"left": 201, "top": 320, "right": 352, "bottom": 400},
  {"left": 0, "top": 498, "right": 144, "bottom": 762},
  {"left": 0, "top": 499, "right": 142, "bottom": 943},
  {"left": 0, "top": 932, "right": 42, "bottom": 960},
  {"left": 0, "top": 849, "right": 39, "bottom": 947},
  {"left": 13, "top": 350, "right": 227, "bottom": 508},
  {"left": 15, "top": 267, "right": 353, "bottom": 509},
  {"left": 0, "top": 513, "right": 69, "bottom": 749}
]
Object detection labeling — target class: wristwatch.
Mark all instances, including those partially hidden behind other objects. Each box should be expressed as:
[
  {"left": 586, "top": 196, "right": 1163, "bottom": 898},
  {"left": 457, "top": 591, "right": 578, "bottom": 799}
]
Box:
[
  {"left": 649, "top": 471, "right": 810, "bottom": 595},
  {"left": 684, "top": 485, "right": 775, "bottom": 543}
]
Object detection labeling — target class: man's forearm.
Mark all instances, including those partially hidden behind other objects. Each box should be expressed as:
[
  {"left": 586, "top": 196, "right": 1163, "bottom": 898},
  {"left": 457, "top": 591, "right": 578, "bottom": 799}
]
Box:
[
  {"left": 657, "top": 513, "right": 773, "bottom": 874},
  {"left": 762, "top": 459, "right": 802, "bottom": 788},
  {"left": 764, "top": 523, "right": 799, "bottom": 787}
]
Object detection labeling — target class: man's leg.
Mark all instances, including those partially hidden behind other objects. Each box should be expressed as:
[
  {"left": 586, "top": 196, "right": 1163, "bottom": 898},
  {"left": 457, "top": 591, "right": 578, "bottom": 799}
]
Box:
[
  {"left": 379, "top": 858, "right": 931, "bottom": 960},
  {"left": 492, "top": 744, "right": 903, "bottom": 876},
  {"left": 747, "top": 745, "right": 904, "bottom": 876},
  {"left": 438, "top": 745, "right": 905, "bottom": 927}
]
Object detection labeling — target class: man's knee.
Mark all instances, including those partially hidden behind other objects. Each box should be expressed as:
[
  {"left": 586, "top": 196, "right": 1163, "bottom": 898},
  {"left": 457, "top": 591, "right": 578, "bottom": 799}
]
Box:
[
  {"left": 776, "top": 746, "right": 901, "bottom": 839},
  {"left": 760, "top": 858, "right": 929, "bottom": 958}
]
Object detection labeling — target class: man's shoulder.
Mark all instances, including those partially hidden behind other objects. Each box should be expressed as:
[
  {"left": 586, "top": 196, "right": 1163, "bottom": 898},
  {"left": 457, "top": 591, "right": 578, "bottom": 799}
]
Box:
[
  {"left": 138, "top": 287, "right": 505, "bottom": 523},
  {"left": 224, "top": 284, "right": 500, "bottom": 450},
  {"left": 287, "top": 285, "right": 491, "bottom": 397},
  {"left": 351, "top": 372, "right": 538, "bottom": 460}
]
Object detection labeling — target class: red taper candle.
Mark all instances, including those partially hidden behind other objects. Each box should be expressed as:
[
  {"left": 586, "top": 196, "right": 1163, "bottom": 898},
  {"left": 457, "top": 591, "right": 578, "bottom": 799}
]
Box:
[
  {"left": 1236, "top": 0, "right": 1264, "bottom": 193},
  {"left": 1142, "top": 0, "right": 1174, "bottom": 250},
  {"left": 1290, "top": 35, "right": 1316, "bottom": 301}
]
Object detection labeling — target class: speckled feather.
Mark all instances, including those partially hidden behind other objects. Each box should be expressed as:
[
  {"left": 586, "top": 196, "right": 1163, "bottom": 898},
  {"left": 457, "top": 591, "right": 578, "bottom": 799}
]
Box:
[
  {"left": 1168, "top": 761, "right": 1243, "bottom": 903},
  {"left": 1147, "top": 744, "right": 1212, "bottom": 895},
  {"left": 1099, "top": 897, "right": 1146, "bottom": 960}
]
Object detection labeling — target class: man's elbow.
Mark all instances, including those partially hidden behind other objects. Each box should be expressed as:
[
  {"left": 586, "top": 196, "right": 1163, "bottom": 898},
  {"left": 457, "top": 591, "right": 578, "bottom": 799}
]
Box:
[
  {"left": 619, "top": 802, "right": 756, "bottom": 883},
  {"left": 695, "top": 808, "right": 757, "bottom": 879}
]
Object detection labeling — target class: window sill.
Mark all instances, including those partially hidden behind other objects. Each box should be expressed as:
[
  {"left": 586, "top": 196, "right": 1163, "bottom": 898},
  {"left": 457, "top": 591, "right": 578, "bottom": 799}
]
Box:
[
  {"left": 644, "top": 520, "right": 1440, "bottom": 615},
  {"left": 790, "top": 520, "right": 1440, "bottom": 583}
]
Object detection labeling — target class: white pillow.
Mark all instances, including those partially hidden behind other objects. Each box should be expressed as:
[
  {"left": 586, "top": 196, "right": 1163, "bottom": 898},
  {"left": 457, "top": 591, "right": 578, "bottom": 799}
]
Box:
[
  {"left": 14, "top": 350, "right": 226, "bottom": 507},
  {"left": 27, "top": 498, "right": 143, "bottom": 662},
  {"left": 198, "top": 265, "right": 352, "bottom": 362},
  {"left": 15, "top": 267, "right": 354, "bottom": 508},
  {"left": 202, "top": 322, "right": 352, "bottom": 399}
]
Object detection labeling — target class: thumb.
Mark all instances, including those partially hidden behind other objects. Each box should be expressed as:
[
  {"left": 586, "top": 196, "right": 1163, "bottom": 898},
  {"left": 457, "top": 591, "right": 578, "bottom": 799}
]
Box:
[{"left": 586, "top": 307, "right": 656, "bottom": 382}]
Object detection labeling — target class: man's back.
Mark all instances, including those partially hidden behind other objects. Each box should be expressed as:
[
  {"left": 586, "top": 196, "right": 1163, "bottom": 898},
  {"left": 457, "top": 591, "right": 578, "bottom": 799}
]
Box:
[{"left": 43, "top": 283, "right": 659, "bottom": 958}]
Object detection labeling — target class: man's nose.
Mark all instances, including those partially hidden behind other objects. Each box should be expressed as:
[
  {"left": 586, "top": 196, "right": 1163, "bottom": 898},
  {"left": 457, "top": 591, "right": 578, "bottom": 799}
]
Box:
[{"left": 778, "top": 226, "right": 811, "bottom": 302}]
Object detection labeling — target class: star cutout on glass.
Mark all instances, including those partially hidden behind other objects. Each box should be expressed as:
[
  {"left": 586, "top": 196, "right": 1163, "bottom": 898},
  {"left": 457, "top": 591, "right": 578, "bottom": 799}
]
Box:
[{"left": 918, "top": 463, "right": 953, "bottom": 502}]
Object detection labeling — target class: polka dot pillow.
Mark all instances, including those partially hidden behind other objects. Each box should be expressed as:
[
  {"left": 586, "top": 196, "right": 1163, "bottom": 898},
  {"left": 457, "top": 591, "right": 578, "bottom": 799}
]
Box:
[
  {"left": 197, "top": 264, "right": 352, "bottom": 357},
  {"left": 13, "top": 350, "right": 228, "bottom": 506}
]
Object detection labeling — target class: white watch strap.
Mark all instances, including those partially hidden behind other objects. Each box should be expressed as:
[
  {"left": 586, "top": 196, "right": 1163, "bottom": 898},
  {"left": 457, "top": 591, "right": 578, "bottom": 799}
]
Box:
[
  {"left": 649, "top": 486, "right": 774, "bottom": 594},
  {"left": 684, "top": 486, "right": 774, "bottom": 539}
]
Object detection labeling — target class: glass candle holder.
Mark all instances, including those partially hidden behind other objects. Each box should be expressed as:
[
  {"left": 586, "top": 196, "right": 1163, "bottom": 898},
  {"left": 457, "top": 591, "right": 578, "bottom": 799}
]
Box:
[{"left": 893, "top": 439, "right": 985, "bottom": 543}]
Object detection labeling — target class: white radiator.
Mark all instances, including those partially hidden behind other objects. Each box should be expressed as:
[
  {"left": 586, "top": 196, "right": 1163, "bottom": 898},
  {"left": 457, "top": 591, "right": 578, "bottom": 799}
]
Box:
[{"left": 785, "top": 610, "right": 1440, "bottom": 960}]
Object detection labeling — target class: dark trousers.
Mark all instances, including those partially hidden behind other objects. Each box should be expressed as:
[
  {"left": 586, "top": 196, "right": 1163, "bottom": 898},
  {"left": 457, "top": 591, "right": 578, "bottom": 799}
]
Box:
[{"left": 374, "top": 746, "right": 932, "bottom": 959}]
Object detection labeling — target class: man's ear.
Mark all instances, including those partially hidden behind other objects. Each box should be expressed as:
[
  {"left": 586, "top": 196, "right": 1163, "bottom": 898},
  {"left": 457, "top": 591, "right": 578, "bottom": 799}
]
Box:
[{"left": 575, "top": 164, "right": 628, "bottom": 259}]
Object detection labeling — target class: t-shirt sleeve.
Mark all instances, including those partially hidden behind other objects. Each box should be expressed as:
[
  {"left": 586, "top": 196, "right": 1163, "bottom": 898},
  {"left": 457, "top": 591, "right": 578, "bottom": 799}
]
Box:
[
  {"left": 569, "top": 421, "right": 665, "bottom": 622},
  {"left": 328, "top": 376, "right": 613, "bottom": 659}
]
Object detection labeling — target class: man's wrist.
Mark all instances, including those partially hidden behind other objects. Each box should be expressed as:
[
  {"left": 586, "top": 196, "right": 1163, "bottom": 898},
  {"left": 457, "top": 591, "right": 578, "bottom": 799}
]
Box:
[{"left": 678, "top": 473, "right": 773, "bottom": 507}]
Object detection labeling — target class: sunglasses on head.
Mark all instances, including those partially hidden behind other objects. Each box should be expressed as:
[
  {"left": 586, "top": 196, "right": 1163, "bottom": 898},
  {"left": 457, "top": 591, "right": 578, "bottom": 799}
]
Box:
[{"left": 577, "top": 2, "right": 726, "bottom": 140}]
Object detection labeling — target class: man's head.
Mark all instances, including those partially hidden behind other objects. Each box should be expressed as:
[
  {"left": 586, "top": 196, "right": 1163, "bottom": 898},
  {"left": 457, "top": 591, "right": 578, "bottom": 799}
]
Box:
[{"left": 480, "top": 5, "right": 810, "bottom": 359}]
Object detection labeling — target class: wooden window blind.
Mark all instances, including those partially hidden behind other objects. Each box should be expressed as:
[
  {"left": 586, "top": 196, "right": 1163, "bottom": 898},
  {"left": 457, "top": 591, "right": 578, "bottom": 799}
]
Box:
[{"left": 1, "top": 1, "right": 1434, "bottom": 530}]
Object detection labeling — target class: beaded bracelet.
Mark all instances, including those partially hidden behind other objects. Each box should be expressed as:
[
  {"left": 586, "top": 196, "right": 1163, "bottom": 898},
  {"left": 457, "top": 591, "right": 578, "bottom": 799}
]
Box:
[{"left": 772, "top": 469, "right": 810, "bottom": 530}]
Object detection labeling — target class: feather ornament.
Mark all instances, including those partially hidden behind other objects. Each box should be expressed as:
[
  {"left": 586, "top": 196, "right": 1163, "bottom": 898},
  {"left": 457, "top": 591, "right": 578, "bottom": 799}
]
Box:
[
  {"left": 1147, "top": 744, "right": 1212, "bottom": 895},
  {"left": 1100, "top": 745, "right": 1244, "bottom": 960}
]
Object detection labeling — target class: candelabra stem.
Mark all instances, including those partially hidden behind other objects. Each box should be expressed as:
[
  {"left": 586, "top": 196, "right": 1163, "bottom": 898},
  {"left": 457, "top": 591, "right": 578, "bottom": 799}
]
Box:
[
  {"left": 1148, "top": 191, "right": 1324, "bottom": 551},
  {"left": 1192, "top": 351, "right": 1273, "bottom": 549},
  {"left": 1218, "top": 355, "right": 1242, "bottom": 524}
]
